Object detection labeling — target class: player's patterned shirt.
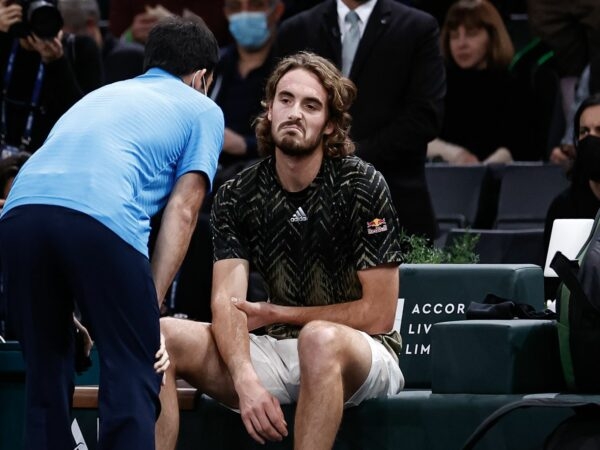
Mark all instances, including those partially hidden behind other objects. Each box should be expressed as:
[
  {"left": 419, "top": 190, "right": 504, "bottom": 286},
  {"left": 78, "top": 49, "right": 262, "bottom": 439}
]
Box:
[{"left": 211, "top": 155, "right": 403, "bottom": 358}]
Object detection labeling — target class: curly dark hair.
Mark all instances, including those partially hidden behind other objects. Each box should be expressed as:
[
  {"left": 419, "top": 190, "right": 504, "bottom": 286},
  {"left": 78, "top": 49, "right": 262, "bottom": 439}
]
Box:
[{"left": 254, "top": 51, "right": 357, "bottom": 158}]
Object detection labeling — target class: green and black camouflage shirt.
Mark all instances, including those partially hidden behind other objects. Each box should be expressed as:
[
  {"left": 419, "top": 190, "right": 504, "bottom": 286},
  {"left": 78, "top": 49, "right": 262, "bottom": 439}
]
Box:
[{"left": 211, "top": 155, "right": 403, "bottom": 361}]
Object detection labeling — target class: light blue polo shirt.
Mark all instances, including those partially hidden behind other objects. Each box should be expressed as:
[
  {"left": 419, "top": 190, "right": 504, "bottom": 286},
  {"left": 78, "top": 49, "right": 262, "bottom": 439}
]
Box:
[{"left": 2, "top": 68, "right": 224, "bottom": 256}]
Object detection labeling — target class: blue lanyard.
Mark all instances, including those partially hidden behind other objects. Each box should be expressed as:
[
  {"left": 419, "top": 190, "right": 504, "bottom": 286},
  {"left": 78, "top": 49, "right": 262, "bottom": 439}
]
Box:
[{"left": 1, "top": 39, "right": 46, "bottom": 150}]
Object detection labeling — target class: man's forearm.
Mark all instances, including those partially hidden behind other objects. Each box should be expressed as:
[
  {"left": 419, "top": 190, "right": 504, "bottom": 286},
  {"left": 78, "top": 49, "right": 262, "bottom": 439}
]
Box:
[
  {"left": 151, "top": 204, "right": 199, "bottom": 303},
  {"left": 151, "top": 173, "right": 206, "bottom": 303},
  {"left": 243, "top": 266, "right": 400, "bottom": 335},
  {"left": 268, "top": 298, "right": 395, "bottom": 335},
  {"left": 212, "top": 295, "right": 261, "bottom": 391},
  {"left": 210, "top": 259, "right": 260, "bottom": 389}
]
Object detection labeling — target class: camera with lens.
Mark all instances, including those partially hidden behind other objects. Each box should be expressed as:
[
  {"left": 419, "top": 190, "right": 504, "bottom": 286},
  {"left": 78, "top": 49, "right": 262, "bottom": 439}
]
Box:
[{"left": 8, "top": 1, "right": 64, "bottom": 39}]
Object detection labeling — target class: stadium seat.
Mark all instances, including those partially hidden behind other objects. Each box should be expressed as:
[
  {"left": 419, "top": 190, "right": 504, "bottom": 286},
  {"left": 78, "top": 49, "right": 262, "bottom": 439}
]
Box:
[
  {"left": 425, "top": 163, "right": 487, "bottom": 245},
  {"left": 446, "top": 228, "right": 546, "bottom": 266},
  {"left": 494, "top": 163, "right": 568, "bottom": 229}
]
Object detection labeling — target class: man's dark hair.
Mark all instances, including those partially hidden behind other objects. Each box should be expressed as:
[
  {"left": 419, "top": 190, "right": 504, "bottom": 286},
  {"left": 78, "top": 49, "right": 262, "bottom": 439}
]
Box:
[{"left": 143, "top": 17, "right": 219, "bottom": 76}]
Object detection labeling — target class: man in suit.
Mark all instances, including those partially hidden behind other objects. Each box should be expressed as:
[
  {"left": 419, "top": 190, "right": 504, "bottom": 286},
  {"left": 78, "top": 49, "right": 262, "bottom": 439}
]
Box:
[{"left": 276, "top": 0, "right": 446, "bottom": 240}]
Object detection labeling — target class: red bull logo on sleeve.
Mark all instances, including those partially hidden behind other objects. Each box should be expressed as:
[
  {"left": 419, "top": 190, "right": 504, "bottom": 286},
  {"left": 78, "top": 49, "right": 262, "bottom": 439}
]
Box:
[{"left": 366, "top": 218, "right": 388, "bottom": 234}]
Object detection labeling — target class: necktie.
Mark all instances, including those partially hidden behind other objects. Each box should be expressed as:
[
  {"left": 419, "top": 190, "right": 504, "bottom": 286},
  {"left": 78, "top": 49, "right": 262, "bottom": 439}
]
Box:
[{"left": 341, "top": 10, "right": 360, "bottom": 76}]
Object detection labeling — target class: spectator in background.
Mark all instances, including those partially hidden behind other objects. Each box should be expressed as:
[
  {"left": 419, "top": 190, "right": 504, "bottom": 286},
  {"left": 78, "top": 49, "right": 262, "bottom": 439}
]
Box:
[
  {"left": 211, "top": 0, "right": 284, "bottom": 181},
  {"left": 550, "top": 53, "right": 600, "bottom": 171},
  {"left": 549, "top": 64, "right": 592, "bottom": 172},
  {"left": 427, "top": 0, "right": 530, "bottom": 164},
  {"left": 59, "top": 0, "right": 145, "bottom": 84},
  {"left": 109, "top": 1, "right": 231, "bottom": 46},
  {"left": 528, "top": 0, "right": 600, "bottom": 155},
  {"left": 0, "top": 0, "right": 102, "bottom": 154},
  {"left": 276, "top": 0, "right": 446, "bottom": 241},
  {"left": 544, "top": 93, "right": 600, "bottom": 297},
  {"left": 544, "top": 93, "right": 600, "bottom": 252}
]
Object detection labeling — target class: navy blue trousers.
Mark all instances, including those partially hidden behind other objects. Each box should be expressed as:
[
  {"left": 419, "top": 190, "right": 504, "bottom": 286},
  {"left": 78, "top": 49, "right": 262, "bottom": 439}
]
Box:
[{"left": 0, "top": 205, "right": 161, "bottom": 450}]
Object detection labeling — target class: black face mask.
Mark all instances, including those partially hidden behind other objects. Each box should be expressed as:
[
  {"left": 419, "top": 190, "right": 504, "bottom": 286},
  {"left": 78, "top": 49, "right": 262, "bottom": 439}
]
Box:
[{"left": 577, "top": 135, "right": 600, "bottom": 182}]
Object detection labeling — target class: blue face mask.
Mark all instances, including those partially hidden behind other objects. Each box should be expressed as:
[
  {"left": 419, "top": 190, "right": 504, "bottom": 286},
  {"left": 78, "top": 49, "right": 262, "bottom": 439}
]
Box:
[{"left": 228, "top": 12, "right": 270, "bottom": 50}]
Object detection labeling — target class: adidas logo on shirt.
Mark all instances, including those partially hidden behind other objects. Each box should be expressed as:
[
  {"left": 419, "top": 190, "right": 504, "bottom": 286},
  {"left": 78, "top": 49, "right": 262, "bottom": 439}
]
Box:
[{"left": 290, "top": 207, "right": 308, "bottom": 222}]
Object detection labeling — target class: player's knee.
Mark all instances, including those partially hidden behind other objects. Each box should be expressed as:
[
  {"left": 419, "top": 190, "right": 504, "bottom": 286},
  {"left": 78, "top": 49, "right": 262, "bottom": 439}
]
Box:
[
  {"left": 298, "top": 320, "right": 341, "bottom": 364},
  {"left": 159, "top": 317, "right": 184, "bottom": 361},
  {"left": 159, "top": 317, "right": 177, "bottom": 339}
]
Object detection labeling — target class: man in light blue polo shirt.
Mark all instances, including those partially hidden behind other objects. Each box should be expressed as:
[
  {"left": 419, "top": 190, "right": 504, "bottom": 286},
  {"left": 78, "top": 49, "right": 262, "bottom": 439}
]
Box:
[{"left": 0, "top": 18, "right": 223, "bottom": 450}]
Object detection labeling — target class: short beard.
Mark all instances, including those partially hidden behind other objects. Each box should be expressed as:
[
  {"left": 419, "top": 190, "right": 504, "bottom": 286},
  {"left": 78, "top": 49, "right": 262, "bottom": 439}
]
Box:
[
  {"left": 272, "top": 124, "right": 327, "bottom": 157},
  {"left": 275, "top": 135, "right": 321, "bottom": 157}
]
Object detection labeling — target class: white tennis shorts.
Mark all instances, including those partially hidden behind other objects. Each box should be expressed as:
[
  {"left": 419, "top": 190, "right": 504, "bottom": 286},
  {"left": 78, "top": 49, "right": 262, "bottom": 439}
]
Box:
[{"left": 248, "top": 331, "right": 404, "bottom": 407}]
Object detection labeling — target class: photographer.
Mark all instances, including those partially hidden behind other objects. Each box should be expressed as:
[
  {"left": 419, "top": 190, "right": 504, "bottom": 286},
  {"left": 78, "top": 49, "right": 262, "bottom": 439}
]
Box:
[{"left": 0, "top": 0, "right": 101, "bottom": 154}]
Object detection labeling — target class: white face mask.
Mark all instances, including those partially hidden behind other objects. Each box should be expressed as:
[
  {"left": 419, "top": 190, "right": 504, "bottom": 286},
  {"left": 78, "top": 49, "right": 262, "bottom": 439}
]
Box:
[{"left": 190, "top": 70, "right": 207, "bottom": 95}]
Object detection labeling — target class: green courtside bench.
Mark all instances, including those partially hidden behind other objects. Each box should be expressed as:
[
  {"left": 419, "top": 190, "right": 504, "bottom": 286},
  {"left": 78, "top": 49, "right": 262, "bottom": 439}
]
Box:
[
  {"left": 2, "top": 263, "right": 593, "bottom": 449},
  {"left": 397, "top": 263, "right": 545, "bottom": 387}
]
